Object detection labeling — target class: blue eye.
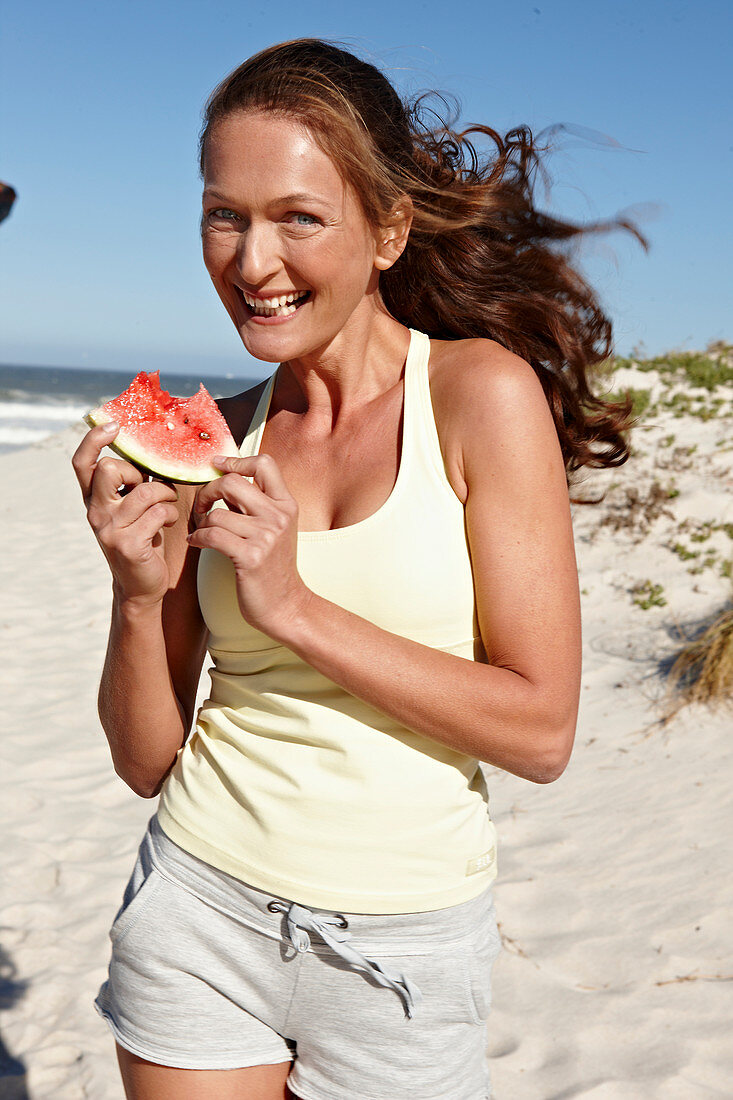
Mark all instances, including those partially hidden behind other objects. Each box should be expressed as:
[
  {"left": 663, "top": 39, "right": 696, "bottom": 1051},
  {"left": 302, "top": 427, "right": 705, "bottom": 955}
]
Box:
[
  {"left": 292, "top": 213, "right": 316, "bottom": 226},
  {"left": 210, "top": 208, "right": 239, "bottom": 221}
]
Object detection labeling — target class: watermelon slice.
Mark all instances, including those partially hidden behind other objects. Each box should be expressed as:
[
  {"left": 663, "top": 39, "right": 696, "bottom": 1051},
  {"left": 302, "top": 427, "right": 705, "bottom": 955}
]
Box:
[{"left": 85, "top": 371, "right": 241, "bottom": 483}]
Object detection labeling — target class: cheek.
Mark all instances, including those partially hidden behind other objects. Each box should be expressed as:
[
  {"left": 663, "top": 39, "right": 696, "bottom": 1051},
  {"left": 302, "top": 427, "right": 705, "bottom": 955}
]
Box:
[
  {"left": 316, "top": 236, "right": 378, "bottom": 291},
  {"left": 201, "top": 234, "right": 233, "bottom": 279},
  {"left": 201, "top": 246, "right": 219, "bottom": 281}
]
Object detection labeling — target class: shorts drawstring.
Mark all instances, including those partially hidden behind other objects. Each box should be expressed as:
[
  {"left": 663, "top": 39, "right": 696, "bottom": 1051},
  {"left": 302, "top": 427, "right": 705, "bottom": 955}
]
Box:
[{"left": 268, "top": 900, "right": 423, "bottom": 1019}]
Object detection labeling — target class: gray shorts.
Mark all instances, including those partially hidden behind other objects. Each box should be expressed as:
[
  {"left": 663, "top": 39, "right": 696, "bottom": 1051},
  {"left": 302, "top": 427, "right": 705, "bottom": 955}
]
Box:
[{"left": 95, "top": 816, "right": 501, "bottom": 1100}]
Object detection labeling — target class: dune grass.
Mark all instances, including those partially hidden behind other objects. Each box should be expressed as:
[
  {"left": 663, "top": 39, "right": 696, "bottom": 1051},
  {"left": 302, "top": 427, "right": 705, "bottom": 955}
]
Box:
[
  {"left": 609, "top": 342, "right": 733, "bottom": 390},
  {"left": 597, "top": 342, "right": 733, "bottom": 424},
  {"left": 664, "top": 601, "right": 733, "bottom": 718}
]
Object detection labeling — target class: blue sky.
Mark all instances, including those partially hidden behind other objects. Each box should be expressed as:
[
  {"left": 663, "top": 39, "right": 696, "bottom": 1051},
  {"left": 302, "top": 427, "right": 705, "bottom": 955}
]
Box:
[{"left": 2, "top": 0, "right": 731, "bottom": 378}]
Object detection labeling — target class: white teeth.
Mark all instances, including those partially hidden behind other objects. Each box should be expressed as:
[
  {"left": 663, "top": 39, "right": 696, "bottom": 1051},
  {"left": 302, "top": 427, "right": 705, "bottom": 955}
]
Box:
[{"left": 242, "top": 289, "right": 308, "bottom": 316}]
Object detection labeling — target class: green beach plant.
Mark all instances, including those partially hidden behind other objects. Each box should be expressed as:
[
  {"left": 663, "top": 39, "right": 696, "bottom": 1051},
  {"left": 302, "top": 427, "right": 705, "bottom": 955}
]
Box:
[
  {"left": 612, "top": 344, "right": 733, "bottom": 389},
  {"left": 631, "top": 580, "right": 667, "bottom": 609},
  {"left": 600, "top": 343, "right": 733, "bottom": 426}
]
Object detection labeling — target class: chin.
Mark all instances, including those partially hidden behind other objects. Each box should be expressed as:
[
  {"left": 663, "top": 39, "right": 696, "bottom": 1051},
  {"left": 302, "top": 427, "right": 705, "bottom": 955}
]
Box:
[
  {"left": 238, "top": 339, "right": 283, "bottom": 364},
  {"left": 237, "top": 326, "right": 300, "bottom": 363}
]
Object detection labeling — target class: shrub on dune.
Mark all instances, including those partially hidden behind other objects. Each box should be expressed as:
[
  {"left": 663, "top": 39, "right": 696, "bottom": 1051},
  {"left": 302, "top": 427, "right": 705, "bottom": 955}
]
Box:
[{"left": 665, "top": 600, "right": 733, "bottom": 717}]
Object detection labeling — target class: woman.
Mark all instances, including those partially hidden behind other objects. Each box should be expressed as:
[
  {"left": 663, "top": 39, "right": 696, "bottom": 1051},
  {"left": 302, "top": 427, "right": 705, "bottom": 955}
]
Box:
[{"left": 73, "top": 38, "right": 639, "bottom": 1100}]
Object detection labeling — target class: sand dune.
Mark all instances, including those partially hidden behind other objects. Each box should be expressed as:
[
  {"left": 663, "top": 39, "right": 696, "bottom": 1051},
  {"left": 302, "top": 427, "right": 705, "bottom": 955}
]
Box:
[{"left": 1, "top": 362, "right": 731, "bottom": 1098}]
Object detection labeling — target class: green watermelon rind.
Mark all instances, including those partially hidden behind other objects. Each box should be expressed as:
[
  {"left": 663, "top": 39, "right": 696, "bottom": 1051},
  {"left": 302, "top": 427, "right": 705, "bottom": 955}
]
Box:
[{"left": 84, "top": 406, "right": 241, "bottom": 484}]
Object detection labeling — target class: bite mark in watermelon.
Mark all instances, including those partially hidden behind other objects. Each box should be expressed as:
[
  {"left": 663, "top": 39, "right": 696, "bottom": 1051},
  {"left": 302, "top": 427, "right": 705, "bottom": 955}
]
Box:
[{"left": 85, "top": 371, "right": 241, "bottom": 483}]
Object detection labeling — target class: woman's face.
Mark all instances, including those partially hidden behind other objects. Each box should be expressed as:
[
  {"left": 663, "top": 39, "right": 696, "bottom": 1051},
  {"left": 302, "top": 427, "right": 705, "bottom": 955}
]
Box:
[{"left": 202, "top": 110, "right": 386, "bottom": 364}]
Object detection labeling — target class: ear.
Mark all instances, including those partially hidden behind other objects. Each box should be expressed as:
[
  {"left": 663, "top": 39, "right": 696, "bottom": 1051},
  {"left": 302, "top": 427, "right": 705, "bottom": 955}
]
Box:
[{"left": 374, "top": 197, "right": 413, "bottom": 272}]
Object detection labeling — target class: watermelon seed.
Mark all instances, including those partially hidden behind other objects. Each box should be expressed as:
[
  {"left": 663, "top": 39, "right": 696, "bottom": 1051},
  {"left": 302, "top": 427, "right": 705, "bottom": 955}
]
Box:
[
  {"left": 166, "top": 421, "right": 175, "bottom": 430},
  {"left": 184, "top": 417, "right": 189, "bottom": 424},
  {"left": 199, "top": 431, "right": 210, "bottom": 440}
]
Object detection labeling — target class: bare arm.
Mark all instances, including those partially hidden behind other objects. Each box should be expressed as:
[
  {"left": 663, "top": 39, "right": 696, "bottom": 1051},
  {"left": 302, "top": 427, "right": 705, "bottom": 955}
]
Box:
[
  {"left": 190, "top": 346, "right": 581, "bottom": 783},
  {"left": 73, "top": 426, "right": 208, "bottom": 796}
]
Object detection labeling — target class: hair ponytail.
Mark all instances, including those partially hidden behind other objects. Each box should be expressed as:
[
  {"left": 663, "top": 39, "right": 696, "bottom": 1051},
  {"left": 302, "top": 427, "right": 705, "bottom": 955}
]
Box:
[{"left": 381, "top": 110, "right": 648, "bottom": 473}]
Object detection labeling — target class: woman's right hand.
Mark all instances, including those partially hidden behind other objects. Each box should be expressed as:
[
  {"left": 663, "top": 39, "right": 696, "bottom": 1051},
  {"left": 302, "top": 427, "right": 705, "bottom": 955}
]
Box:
[{"left": 72, "top": 423, "right": 181, "bottom": 606}]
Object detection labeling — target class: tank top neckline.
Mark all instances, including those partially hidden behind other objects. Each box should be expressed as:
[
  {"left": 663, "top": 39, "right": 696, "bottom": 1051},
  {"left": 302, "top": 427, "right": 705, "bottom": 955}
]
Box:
[{"left": 240, "top": 329, "right": 431, "bottom": 541}]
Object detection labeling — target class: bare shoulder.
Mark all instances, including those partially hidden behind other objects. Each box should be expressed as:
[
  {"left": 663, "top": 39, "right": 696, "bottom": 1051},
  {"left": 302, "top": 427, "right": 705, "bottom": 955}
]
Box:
[
  {"left": 429, "top": 336, "right": 547, "bottom": 422},
  {"left": 428, "top": 338, "right": 561, "bottom": 501}
]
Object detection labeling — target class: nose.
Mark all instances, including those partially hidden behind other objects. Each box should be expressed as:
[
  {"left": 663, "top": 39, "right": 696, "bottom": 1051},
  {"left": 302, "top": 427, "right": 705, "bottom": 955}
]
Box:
[{"left": 235, "top": 221, "right": 281, "bottom": 287}]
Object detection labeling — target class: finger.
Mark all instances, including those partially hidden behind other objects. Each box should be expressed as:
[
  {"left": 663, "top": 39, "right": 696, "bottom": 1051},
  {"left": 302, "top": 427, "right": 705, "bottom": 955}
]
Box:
[
  {"left": 194, "top": 507, "right": 259, "bottom": 538},
  {"left": 194, "top": 471, "right": 272, "bottom": 517},
  {"left": 89, "top": 455, "right": 146, "bottom": 505},
  {"left": 71, "top": 423, "right": 120, "bottom": 499},
  {"left": 187, "top": 523, "right": 254, "bottom": 561},
  {"left": 212, "top": 453, "right": 293, "bottom": 502},
  {"left": 123, "top": 502, "right": 181, "bottom": 544},
  {"left": 114, "top": 480, "right": 180, "bottom": 529}
]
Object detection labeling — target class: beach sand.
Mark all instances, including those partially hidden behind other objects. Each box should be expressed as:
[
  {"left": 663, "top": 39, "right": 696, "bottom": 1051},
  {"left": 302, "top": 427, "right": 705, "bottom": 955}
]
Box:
[{"left": 1, "top": 369, "right": 731, "bottom": 1098}]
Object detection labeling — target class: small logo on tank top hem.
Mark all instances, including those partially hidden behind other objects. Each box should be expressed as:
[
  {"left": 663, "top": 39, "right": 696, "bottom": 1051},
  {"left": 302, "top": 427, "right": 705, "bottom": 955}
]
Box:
[{"left": 466, "top": 848, "right": 495, "bottom": 875}]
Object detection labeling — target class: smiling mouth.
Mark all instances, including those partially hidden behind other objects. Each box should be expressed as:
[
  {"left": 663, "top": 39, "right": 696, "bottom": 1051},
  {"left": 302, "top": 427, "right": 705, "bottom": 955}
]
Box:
[{"left": 240, "top": 289, "right": 311, "bottom": 317}]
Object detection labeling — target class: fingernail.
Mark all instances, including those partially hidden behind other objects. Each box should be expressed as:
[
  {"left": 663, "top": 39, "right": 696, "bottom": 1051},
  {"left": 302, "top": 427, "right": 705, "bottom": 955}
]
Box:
[
  {"left": 212, "top": 455, "right": 227, "bottom": 465},
  {"left": 103, "top": 421, "right": 119, "bottom": 433}
]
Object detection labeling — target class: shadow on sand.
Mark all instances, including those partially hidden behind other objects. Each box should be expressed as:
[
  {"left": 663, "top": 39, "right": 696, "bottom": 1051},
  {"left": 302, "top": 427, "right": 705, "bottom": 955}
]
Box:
[{"left": 0, "top": 943, "right": 30, "bottom": 1099}]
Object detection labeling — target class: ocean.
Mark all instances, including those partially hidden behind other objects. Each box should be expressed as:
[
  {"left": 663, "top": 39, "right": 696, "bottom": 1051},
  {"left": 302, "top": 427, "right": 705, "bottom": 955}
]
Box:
[{"left": 0, "top": 363, "right": 265, "bottom": 455}]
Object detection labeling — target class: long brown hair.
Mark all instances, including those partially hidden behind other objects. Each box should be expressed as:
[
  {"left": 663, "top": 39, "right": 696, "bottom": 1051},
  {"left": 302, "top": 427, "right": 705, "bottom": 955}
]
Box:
[{"left": 200, "top": 38, "right": 647, "bottom": 474}]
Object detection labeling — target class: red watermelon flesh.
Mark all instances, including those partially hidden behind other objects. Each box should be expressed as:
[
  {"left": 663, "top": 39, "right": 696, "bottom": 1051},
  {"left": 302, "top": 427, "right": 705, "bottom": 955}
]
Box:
[{"left": 85, "top": 371, "right": 241, "bottom": 483}]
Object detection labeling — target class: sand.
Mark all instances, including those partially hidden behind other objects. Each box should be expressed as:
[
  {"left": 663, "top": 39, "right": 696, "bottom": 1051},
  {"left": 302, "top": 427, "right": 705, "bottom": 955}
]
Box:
[{"left": 1, "top": 371, "right": 731, "bottom": 1098}]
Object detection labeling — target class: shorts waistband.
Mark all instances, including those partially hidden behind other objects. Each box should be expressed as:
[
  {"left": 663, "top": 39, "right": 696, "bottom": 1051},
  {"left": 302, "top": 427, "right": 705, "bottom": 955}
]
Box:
[{"left": 146, "top": 816, "right": 494, "bottom": 954}]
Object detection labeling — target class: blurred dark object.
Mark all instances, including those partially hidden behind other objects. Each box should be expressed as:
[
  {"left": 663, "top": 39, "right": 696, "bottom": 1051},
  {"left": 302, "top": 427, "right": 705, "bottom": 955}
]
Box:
[{"left": 0, "top": 182, "right": 17, "bottom": 225}]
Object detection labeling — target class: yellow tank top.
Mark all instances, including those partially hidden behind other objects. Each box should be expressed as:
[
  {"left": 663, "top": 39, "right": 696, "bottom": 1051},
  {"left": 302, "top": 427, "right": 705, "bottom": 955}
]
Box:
[{"left": 158, "top": 329, "right": 497, "bottom": 913}]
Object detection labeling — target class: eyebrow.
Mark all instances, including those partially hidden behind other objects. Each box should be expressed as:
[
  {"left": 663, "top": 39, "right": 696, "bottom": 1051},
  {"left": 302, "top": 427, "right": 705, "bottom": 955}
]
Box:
[
  {"left": 203, "top": 188, "right": 335, "bottom": 209},
  {"left": 277, "top": 191, "right": 336, "bottom": 207}
]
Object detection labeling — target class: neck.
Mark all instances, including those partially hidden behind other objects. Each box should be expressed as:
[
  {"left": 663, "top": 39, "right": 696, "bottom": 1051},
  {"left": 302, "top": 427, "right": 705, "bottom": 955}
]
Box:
[{"left": 275, "top": 306, "right": 411, "bottom": 422}]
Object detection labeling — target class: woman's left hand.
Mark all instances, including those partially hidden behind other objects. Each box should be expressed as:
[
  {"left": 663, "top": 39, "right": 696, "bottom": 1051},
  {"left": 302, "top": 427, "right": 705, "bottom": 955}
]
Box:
[{"left": 188, "top": 454, "right": 312, "bottom": 639}]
